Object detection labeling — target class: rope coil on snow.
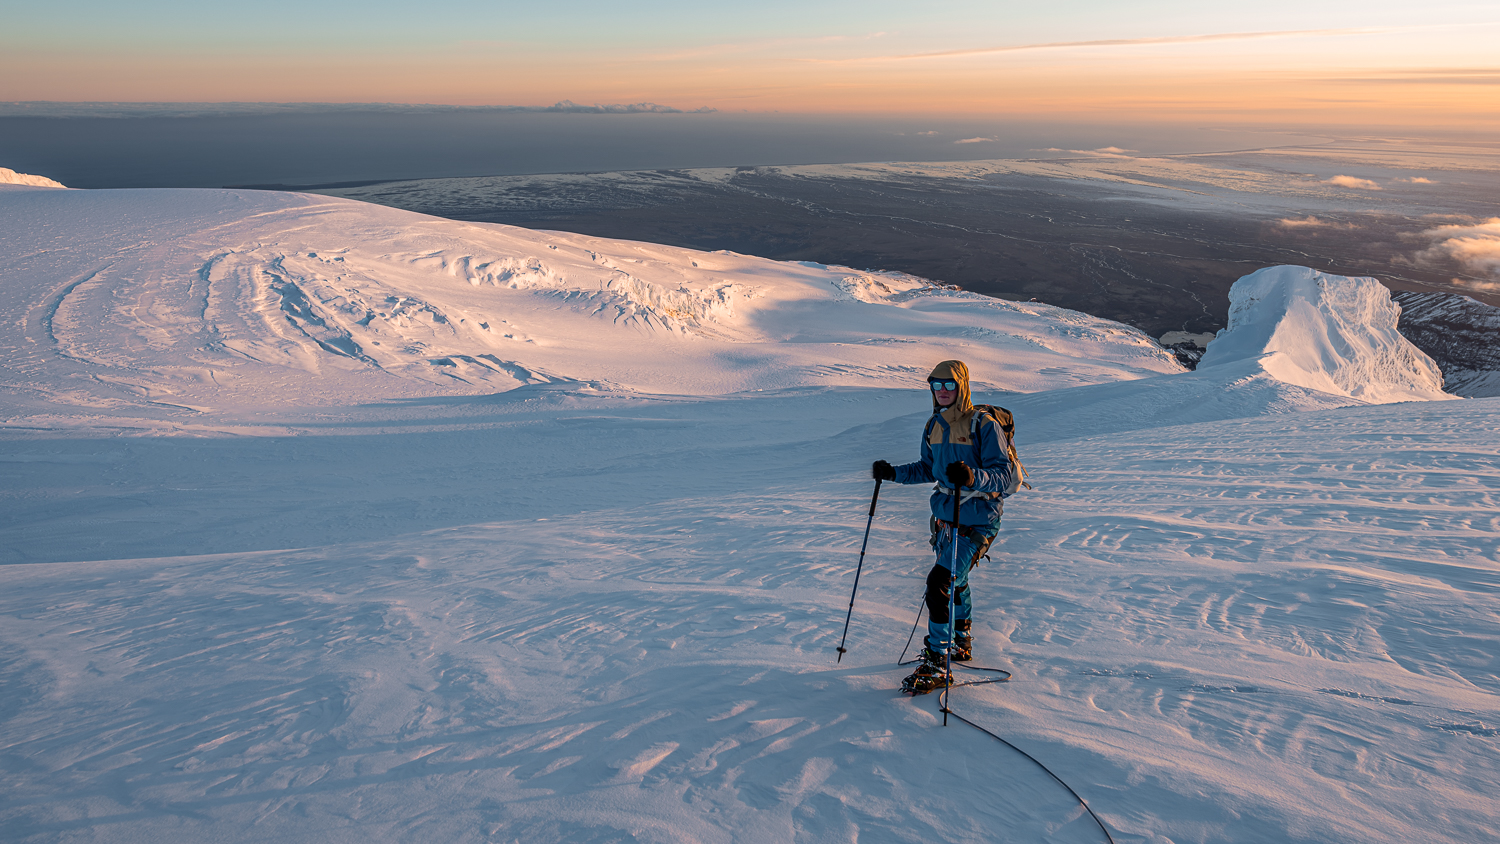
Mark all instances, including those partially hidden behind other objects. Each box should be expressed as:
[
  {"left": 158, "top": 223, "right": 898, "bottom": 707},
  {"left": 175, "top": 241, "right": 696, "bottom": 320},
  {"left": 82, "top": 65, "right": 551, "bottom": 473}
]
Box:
[{"left": 896, "top": 596, "right": 1116, "bottom": 844}]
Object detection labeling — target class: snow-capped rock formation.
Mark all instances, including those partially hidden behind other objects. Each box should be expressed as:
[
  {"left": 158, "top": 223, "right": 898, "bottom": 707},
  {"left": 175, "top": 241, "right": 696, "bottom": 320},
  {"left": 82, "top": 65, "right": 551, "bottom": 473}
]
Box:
[
  {"left": 0, "top": 167, "right": 66, "bottom": 188},
  {"left": 975, "top": 267, "right": 1455, "bottom": 445},
  {"left": 1199, "top": 266, "right": 1452, "bottom": 404}
]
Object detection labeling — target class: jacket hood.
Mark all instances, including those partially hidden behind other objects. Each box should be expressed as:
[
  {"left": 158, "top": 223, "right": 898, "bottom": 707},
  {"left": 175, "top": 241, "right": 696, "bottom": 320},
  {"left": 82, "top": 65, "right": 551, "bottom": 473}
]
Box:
[{"left": 929, "top": 359, "right": 973, "bottom": 420}]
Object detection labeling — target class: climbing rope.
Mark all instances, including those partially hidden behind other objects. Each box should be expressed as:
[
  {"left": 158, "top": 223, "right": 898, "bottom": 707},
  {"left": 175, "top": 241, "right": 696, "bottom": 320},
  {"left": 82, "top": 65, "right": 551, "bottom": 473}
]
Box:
[
  {"left": 936, "top": 700, "right": 1117, "bottom": 844},
  {"left": 895, "top": 594, "right": 1116, "bottom": 844}
]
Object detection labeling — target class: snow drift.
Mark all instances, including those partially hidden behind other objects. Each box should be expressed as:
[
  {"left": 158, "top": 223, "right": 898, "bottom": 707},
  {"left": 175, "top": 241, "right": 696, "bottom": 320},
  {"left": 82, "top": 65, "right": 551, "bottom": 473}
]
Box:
[{"left": 1199, "top": 265, "right": 1451, "bottom": 403}]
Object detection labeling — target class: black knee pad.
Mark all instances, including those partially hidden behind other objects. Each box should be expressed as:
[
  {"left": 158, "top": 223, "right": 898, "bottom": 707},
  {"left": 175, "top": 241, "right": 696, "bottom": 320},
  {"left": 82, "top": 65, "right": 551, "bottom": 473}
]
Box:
[
  {"left": 954, "top": 583, "right": 970, "bottom": 609},
  {"left": 925, "top": 565, "right": 952, "bottom": 623}
]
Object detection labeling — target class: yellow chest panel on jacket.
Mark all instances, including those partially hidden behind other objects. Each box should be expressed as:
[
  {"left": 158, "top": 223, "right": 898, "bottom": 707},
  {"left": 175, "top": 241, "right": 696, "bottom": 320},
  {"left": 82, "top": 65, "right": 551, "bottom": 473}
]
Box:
[{"left": 928, "top": 409, "right": 976, "bottom": 446}]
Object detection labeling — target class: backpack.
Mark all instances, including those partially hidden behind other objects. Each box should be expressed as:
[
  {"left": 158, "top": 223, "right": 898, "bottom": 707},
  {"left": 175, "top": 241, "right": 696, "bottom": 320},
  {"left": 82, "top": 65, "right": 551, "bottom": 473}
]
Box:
[
  {"left": 923, "top": 404, "right": 1032, "bottom": 496},
  {"left": 973, "top": 405, "right": 1032, "bottom": 494}
]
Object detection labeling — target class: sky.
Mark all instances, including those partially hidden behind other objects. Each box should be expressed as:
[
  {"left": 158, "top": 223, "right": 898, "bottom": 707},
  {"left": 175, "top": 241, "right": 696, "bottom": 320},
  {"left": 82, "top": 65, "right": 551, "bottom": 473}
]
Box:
[{"left": 2, "top": 1, "right": 1498, "bottom": 127}]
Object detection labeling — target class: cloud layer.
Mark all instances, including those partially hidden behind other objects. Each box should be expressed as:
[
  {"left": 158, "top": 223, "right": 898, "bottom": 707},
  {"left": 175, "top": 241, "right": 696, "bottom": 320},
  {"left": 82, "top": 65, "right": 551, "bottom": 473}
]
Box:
[
  {"left": 1323, "top": 175, "right": 1382, "bottom": 190},
  {"left": 1278, "top": 216, "right": 1356, "bottom": 229},
  {"left": 1418, "top": 217, "right": 1500, "bottom": 284}
]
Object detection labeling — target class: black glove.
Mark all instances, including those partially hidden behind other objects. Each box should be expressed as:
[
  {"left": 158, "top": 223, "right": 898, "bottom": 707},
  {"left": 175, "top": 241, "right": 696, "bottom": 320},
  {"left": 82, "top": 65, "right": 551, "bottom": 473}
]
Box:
[
  {"left": 872, "top": 460, "right": 895, "bottom": 481},
  {"left": 946, "top": 461, "right": 974, "bottom": 487}
]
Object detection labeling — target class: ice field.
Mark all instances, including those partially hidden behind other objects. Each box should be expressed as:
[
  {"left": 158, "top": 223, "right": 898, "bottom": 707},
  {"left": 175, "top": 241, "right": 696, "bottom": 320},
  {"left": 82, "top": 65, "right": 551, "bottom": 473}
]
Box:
[{"left": 1, "top": 183, "right": 1495, "bottom": 843}]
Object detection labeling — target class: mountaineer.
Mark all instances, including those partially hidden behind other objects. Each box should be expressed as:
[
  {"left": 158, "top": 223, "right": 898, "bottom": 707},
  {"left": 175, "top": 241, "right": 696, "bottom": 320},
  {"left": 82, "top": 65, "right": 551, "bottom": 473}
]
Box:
[{"left": 872, "top": 360, "right": 1024, "bottom": 694}]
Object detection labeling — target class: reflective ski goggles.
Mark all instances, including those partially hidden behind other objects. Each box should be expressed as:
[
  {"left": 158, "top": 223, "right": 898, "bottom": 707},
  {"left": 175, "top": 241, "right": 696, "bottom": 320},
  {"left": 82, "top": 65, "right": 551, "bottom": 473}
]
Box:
[{"left": 928, "top": 379, "right": 959, "bottom": 391}]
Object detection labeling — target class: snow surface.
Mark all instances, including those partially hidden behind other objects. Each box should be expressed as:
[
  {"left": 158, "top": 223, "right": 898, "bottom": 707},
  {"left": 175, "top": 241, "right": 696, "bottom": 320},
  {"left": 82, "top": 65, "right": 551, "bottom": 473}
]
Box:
[
  {"left": 1, "top": 186, "right": 1496, "bottom": 844},
  {"left": 0, "top": 187, "right": 1179, "bottom": 427}
]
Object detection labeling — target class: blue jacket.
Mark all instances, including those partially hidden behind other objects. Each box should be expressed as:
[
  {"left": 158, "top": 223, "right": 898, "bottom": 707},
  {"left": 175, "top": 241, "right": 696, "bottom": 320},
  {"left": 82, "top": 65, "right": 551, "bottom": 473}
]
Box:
[{"left": 892, "top": 409, "right": 1014, "bottom": 527}]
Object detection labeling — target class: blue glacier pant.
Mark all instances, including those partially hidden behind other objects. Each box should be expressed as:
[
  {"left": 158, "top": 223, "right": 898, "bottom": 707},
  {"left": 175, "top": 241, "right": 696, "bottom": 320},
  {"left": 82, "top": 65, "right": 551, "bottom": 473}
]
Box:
[{"left": 924, "top": 523, "right": 998, "bottom": 651}]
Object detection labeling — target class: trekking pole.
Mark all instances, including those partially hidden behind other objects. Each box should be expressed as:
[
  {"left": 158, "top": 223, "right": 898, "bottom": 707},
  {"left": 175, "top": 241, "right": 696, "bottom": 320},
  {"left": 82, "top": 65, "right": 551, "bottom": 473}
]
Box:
[
  {"left": 944, "top": 477, "right": 961, "bottom": 726},
  {"left": 836, "top": 478, "right": 882, "bottom": 663}
]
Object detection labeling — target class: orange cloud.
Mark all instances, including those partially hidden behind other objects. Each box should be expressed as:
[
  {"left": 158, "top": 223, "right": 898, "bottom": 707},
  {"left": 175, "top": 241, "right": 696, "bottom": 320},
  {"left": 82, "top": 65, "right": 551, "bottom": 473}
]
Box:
[{"left": 814, "top": 27, "right": 1391, "bottom": 63}]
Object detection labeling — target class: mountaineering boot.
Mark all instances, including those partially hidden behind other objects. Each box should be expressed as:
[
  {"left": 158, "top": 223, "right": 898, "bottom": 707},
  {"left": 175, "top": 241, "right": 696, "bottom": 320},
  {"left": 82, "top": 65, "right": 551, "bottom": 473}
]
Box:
[
  {"left": 952, "top": 618, "right": 973, "bottom": 662},
  {"left": 900, "top": 646, "right": 953, "bottom": 695}
]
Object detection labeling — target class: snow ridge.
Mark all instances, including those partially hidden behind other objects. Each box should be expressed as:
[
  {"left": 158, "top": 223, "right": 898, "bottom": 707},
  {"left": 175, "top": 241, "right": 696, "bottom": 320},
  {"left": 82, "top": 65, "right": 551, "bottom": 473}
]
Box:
[
  {"left": 0, "top": 188, "right": 1184, "bottom": 419},
  {"left": 0, "top": 168, "right": 66, "bottom": 189}
]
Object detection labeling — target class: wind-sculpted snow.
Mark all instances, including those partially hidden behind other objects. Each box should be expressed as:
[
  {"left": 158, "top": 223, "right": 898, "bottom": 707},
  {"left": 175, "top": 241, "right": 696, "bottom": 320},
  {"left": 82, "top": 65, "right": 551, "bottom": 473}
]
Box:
[
  {"left": 1200, "top": 266, "right": 1452, "bottom": 404},
  {"left": 1, "top": 393, "right": 1496, "bottom": 843},
  {"left": 0, "top": 187, "right": 1180, "bottom": 425}
]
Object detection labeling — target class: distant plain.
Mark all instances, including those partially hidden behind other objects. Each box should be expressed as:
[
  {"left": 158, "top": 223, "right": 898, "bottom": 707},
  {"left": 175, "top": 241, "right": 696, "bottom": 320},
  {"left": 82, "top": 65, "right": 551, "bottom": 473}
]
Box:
[
  {"left": 309, "top": 138, "right": 1500, "bottom": 337},
  {"left": 0, "top": 109, "right": 1311, "bottom": 189}
]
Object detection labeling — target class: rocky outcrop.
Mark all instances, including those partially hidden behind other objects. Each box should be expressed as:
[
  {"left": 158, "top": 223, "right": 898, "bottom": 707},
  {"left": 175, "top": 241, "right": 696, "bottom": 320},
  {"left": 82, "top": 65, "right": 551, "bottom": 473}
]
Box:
[{"left": 1393, "top": 290, "right": 1500, "bottom": 398}]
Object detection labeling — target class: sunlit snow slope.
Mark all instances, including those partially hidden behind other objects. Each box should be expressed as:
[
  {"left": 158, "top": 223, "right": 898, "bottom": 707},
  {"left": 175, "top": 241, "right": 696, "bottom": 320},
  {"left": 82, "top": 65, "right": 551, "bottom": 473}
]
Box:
[
  {"left": 1, "top": 184, "right": 1495, "bottom": 844},
  {"left": 0, "top": 185, "right": 1178, "bottom": 430}
]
